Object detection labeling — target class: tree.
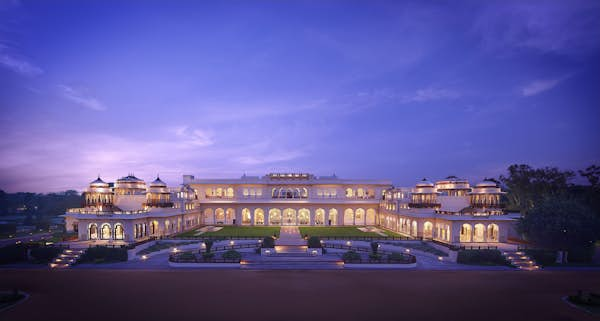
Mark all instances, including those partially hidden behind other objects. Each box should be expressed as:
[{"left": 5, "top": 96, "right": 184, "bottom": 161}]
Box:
[
  {"left": 499, "top": 164, "right": 574, "bottom": 214},
  {"left": 518, "top": 197, "right": 600, "bottom": 263},
  {"left": 579, "top": 165, "right": 600, "bottom": 188}
]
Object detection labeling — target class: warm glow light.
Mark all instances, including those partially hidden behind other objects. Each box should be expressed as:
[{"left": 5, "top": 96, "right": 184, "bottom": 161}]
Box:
[
  {"left": 142, "top": 255, "right": 148, "bottom": 260},
  {"left": 405, "top": 249, "right": 410, "bottom": 253},
  {"left": 438, "top": 256, "right": 443, "bottom": 261},
  {"left": 346, "top": 241, "right": 352, "bottom": 246},
  {"left": 229, "top": 240, "right": 235, "bottom": 246}
]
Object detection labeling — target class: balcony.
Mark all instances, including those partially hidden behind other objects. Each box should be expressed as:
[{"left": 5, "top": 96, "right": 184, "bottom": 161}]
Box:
[
  {"left": 408, "top": 203, "right": 441, "bottom": 209},
  {"left": 66, "top": 208, "right": 149, "bottom": 215}
]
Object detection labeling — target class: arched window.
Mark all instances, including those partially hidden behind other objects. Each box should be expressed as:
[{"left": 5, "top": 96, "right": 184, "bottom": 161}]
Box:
[
  {"left": 242, "top": 208, "right": 252, "bottom": 225},
  {"left": 114, "top": 224, "right": 124, "bottom": 240},
  {"left": 226, "top": 187, "right": 234, "bottom": 198},
  {"left": 344, "top": 209, "right": 354, "bottom": 225},
  {"left": 411, "top": 221, "right": 417, "bottom": 237},
  {"left": 357, "top": 188, "right": 364, "bottom": 198},
  {"left": 302, "top": 188, "right": 308, "bottom": 198},
  {"left": 216, "top": 188, "right": 223, "bottom": 197},
  {"left": 88, "top": 223, "right": 98, "bottom": 240},
  {"left": 101, "top": 223, "right": 111, "bottom": 240},
  {"left": 328, "top": 209, "right": 338, "bottom": 226},
  {"left": 345, "top": 188, "right": 354, "bottom": 198},
  {"left": 164, "top": 220, "right": 170, "bottom": 233},
  {"left": 254, "top": 209, "right": 265, "bottom": 225}
]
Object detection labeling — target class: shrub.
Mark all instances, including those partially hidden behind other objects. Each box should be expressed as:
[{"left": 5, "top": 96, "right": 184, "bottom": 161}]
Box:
[
  {"left": 368, "top": 252, "right": 382, "bottom": 261},
  {"left": 0, "top": 244, "right": 27, "bottom": 264},
  {"left": 342, "top": 250, "right": 361, "bottom": 262},
  {"left": 307, "top": 236, "right": 321, "bottom": 248},
  {"left": 387, "top": 252, "right": 406, "bottom": 262},
  {"left": 173, "top": 251, "right": 196, "bottom": 263},
  {"left": 222, "top": 250, "right": 242, "bottom": 260},
  {"left": 30, "top": 247, "right": 62, "bottom": 263},
  {"left": 370, "top": 242, "right": 379, "bottom": 254},
  {"left": 262, "top": 236, "right": 275, "bottom": 248},
  {"left": 202, "top": 252, "right": 215, "bottom": 261},
  {"left": 203, "top": 240, "right": 214, "bottom": 253},
  {"left": 457, "top": 249, "right": 509, "bottom": 266},
  {"left": 79, "top": 246, "right": 128, "bottom": 263}
]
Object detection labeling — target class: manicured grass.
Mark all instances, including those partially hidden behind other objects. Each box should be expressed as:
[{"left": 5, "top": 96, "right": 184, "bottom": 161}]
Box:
[
  {"left": 383, "top": 241, "right": 449, "bottom": 257},
  {"left": 177, "top": 226, "right": 280, "bottom": 238},
  {"left": 298, "top": 226, "right": 382, "bottom": 237},
  {"left": 137, "top": 241, "right": 198, "bottom": 255}
]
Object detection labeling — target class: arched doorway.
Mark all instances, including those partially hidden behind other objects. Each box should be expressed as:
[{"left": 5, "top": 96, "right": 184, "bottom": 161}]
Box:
[
  {"left": 315, "top": 209, "right": 325, "bottom": 225},
  {"left": 460, "top": 224, "right": 472, "bottom": 242},
  {"left": 411, "top": 221, "right": 417, "bottom": 237},
  {"left": 242, "top": 208, "right": 252, "bottom": 225},
  {"left": 328, "top": 209, "right": 338, "bottom": 226},
  {"left": 283, "top": 208, "right": 296, "bottom": 225},
  {"left": 298, "top": 208, "right": 310, "bottom": 225},
  {"left": 100, "top": 223, "right": 111, "bottom": 240},
  {"left": 366, "top": 209, "right": 376, "bottom": 225},
  {"left": 225, "top": 208, "right": 235, "bottom": 224},
  {"left": 344, "top": 209, "right": 354, "bottom": 225},
  {"left": 254, "top": 209, "right": 265, "bottom": 225},
  {"left": 423, "top": 221, "right": 433, "bottom": 239},
  {"left": 474, "top": 224, "right": 486, "bottom": 242},
  {"left": 114, "top": 224, "right": 124, "bottom": 240},
  {"left": 355, "top": 208, "right": 365, "bottom": 225},
  {"left": 88, "top": 223, "right": 98, "bottom": 240},
  {"left": 215, "top": 208, "right": 225, "bottom": 224},
  {"left": 269, "top": 209, "right": 281, "bottom": 225},
  {"left": 203, "top": 209, "right": 214, "bottom": 225},
  {"left": 487, "top": 224, "right": 499, "bottom": 242}
]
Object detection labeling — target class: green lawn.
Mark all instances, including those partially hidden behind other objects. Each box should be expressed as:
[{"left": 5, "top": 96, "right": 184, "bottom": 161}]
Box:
[
  {"left": 176, "top": 226, "right": 280, "bottom": 238},
  {"left": 298, "top": 226, "right": 383, "bottom": 237}
]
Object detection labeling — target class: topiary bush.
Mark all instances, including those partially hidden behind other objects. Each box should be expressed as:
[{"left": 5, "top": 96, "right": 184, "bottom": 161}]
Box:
[
  {"left": 457, "top": 249, "right": 509, "bottom": 266},
  {"left": 79, "top": 246, "right": 128, "bottom": 263},
  {"left": 222, "top": 250, "right": 242, "bottom": 260},
  {"left": 307, "top": 236, "right": 321, "bottom": 248},
  {"left": 203, "top": 240, "right": 214, "bottom": 253},
  {"left": 262, "top": 236, "right": 275, "bottom": 248},
  {"left": 370, "top": 241, "right": 379, "bottom": 254},
  {"left": 202, "top": 252, "right": 215, "bottom": 261}
]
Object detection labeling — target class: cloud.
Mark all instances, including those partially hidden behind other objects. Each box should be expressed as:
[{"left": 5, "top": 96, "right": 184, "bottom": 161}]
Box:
[
  {"left": 474, "top": 1, "right": 600, "bottom": 56},
  {"left": 236, "top": 150, "right": 306, "bottom": 165},
  {"left": 400, "top": 88, "right": 461, "bottom": 103},
  {"left": 169, "top": 125, "right": 214, "bottom": 146},
  {"left": 521, "top": 77, "right": 566, "bottom": 97},
  {"left": 58, "top": 85, "right": 107, "bottom": 111},
  {"left": 0, "top": 48, "right": 43, "bottom": 76}
]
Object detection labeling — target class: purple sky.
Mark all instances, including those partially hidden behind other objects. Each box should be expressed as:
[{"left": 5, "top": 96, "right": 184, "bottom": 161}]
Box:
[{"left": 1, "top": 0, "right": 599, "bottom": 193}]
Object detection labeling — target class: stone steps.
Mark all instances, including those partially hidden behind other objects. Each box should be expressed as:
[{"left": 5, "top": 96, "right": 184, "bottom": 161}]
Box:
[
  {"left": 49, "top": 249, "right": 85, "bottom": 269},
  {"left": 502, "top": 250, "right": 540, "bottom": 271}
]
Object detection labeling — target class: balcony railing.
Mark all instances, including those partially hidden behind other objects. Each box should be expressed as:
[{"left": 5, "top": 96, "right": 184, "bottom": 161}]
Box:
[
  {"left": 66, "top": 208, "right": 149, "bottom": 215},
  {"left": 408, "top": 203, "right": 441, "bottom": 208}
]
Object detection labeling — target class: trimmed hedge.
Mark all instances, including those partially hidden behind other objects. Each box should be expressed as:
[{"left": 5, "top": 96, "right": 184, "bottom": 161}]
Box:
[
  {"left": 79, "top": 246, "right": 128, "bottom": 263},
  {"left": 0, "top": 245, "right": 27, "bottom": 264},
  {"left": 222, "top": 250, "right": 242, "bottom": 259},
  {"left": 262, "top": 236, "right": 275, "bottom": 248},
  {"left": 342, "top": 250, "right": 361, "bottom": 262},
  {"left": 307, "top": 236, "right": 322, "bottom": 248},
  {"left": 30, "top": 247, "right": 62, "bottom": 263},
  {"left": 457, "top": 249, "right": 510, "bottom": 266}
]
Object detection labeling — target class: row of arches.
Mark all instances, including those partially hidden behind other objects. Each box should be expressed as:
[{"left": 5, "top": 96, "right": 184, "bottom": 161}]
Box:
[
  {"left": 459, "top": 223, "right": 499, "bottom": 242},
  {"left": 202, "top": 208, "right": 377, "bottom": 226},
  {"left": 271, "top": 187, "right": 309, "bottom": 199},
  {"left": 88, "top": 223, "right": 125, "bottom": 240}
]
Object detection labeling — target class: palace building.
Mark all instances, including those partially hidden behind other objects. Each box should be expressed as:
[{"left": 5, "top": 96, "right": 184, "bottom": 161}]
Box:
[{"left": 64, "top": 173, "right": 517, "bottom": 244}]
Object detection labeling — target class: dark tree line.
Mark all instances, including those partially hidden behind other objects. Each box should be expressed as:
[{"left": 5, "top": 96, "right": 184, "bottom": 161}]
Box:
[
  {"left": 0, "top": 190, "right": 83, "bottom": 230},
  {"left": 499, "top": 164, "right": 600, "bottom": 262}
]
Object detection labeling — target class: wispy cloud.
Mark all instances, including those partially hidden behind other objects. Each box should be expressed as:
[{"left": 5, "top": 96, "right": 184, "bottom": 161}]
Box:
[
  {"left": 58, "top": 85, "right": 107, "bottom": 111},
  {"left": 170, "top": 125, "right": 214, "bottom": 147},
  {"left": 400, "top": 88, "right": 461, "bottom": 103},
  {"left": 0, "top": 46, "right": 43, "bottom": 76},
  {"left": 236, "top": 150, "right": 306, "bottom": 165},
  {"left": 521, "top": 76, "right": 567, "bottom": 97}
]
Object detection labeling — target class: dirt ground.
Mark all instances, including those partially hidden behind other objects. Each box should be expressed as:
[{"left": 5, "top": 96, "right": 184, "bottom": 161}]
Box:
[{"left": 0, "top": 269, "right": 598, "bottom": 321}]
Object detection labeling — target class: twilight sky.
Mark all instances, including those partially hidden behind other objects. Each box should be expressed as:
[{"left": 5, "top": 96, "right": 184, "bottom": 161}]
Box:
[{"left": 1, "top": 0, "right": 599, "bottom": 193}]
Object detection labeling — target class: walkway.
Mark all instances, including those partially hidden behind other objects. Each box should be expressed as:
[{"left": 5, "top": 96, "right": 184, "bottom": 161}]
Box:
[{"left": 276, "top": 226, "right": 306, "bottom": 246}]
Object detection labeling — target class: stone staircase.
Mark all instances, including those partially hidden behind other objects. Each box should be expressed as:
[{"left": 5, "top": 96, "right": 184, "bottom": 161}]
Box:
[
  {"left": 241, "top": 256, "right": 343, "bottom": 270},
  {"left": 49, "top": 248, "right": 85, "bottom": 269},
  {"left": 274, "top": 245, "right": 308, "bottom": 257},
  {"left": 502, "top": 250, "right": 540, "bottom": 271}
]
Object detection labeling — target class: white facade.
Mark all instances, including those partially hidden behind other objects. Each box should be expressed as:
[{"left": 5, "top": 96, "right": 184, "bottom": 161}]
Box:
[{"left": 65, "top": 173, "right": 517, "bottom": 245}]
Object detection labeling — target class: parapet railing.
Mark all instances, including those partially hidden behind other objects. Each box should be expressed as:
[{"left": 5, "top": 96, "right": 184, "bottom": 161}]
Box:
[
  {"left": 323, "top": 243, "right": 416, "bottom": 263},
  {"left": 66, "top": 208, "right": 149, "bottom": 215}
]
